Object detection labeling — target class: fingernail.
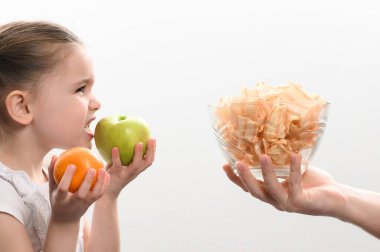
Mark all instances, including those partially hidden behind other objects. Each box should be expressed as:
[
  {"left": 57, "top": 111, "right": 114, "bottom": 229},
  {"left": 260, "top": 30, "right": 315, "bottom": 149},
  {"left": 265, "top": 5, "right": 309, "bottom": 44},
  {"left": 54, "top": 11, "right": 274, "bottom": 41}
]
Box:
[
  {"left": 236, "top": 162, "right": 244, "bottom": 173},
  {"left": 89, "top": 168, "right": 96, "bottom": 176},
  {"left": 68, "top": 165, "right": 76, "bottom": 172},
  {"left": 291, "top": 153, "right": 301, "bottom": 163},
  {"left": 98, "top": 169, "right": 105, "bottom": 177},
  {"left": 290, "top": 153, "right": 296, "bottom": 163}
]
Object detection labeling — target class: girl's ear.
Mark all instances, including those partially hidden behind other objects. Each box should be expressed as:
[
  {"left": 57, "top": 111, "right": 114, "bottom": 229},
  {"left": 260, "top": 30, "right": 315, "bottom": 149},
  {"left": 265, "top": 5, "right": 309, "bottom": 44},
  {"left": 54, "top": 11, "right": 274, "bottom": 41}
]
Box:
[{"left": 5, "top": 90, "right": 34, "bottom": 125}]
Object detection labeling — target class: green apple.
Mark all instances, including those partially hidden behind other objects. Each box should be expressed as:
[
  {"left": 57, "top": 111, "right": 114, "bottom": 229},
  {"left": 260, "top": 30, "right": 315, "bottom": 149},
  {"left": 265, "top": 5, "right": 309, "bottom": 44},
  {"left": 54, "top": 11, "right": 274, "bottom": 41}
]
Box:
[{"left": 94, "top": 115, "right": 151, "bottom": 166}]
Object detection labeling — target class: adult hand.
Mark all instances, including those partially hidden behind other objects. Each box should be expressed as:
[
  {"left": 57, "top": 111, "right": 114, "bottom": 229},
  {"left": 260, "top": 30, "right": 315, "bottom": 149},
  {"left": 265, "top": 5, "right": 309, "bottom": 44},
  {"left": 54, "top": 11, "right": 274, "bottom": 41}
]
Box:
[{"left": 223, "top": 153, "right": 347, "bottom": 217}]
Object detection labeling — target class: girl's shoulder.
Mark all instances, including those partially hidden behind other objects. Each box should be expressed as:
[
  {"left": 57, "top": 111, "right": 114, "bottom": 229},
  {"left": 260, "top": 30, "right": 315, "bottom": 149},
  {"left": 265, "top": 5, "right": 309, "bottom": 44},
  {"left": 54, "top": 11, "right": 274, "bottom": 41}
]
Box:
[
  {"left": 0, "top": 162, "right": 51, "bottom": 246},
  {"left": 0, "top": 164, "right": 28, "bottom": 224},
  {"left": 0, "top": 163, "right": 36, "bottom": 198}
]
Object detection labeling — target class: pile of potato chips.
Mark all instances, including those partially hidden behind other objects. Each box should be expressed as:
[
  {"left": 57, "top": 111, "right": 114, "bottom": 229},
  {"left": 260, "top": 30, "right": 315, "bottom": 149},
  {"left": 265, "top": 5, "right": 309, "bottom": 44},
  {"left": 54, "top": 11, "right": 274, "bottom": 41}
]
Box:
[{"left": 215, "top": 82, "right": 326, "bottom": 167}]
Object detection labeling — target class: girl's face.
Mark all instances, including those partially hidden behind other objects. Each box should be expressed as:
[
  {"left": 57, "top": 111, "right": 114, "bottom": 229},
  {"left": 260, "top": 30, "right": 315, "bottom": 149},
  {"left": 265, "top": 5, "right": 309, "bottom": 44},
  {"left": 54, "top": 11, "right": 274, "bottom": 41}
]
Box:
[{"left": 30, "top": 44, "right": 101, "bottom": 150}]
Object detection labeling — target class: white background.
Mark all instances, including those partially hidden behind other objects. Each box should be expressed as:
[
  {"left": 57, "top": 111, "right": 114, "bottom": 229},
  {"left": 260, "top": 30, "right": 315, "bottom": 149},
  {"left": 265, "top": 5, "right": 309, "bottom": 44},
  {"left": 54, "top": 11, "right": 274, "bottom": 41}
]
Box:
[{"left": 2, "top": 1, "right": 380, "bottom": 251}]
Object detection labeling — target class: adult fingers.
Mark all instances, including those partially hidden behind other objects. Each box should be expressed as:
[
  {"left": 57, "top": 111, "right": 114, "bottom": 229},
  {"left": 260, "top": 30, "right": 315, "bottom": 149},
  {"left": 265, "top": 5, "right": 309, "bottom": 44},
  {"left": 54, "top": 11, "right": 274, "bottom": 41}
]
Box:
[
  {"left": 223, "top": 164, "right": 248, "bottom": 192},
  {"left": 260, "top": 155, "right": 287, "bottom": 205},
  {"left": 288, "top": 153, "right": 303, "bottom": 198},
  {"left": 236, "top": 161, "right": 269, "bottom": 201}
]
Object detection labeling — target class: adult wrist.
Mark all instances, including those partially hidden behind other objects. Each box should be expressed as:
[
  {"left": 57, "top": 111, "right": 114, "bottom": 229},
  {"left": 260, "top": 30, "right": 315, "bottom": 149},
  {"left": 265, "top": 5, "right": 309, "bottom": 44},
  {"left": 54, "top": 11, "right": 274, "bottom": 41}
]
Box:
[
  {"left": 331, "top": 183, "right": 354, "bottom": 221},
  {"left": 333, "top": 184, "right": 371, "bottom": 225}
]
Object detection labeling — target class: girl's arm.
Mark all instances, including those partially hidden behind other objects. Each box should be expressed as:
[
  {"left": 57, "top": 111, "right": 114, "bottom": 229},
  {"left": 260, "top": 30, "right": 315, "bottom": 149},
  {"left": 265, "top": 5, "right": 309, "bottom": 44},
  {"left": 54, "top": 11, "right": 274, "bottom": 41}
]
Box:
[
  {"left": 44, "top": 156, "right": 110, "bottom": 252},
  {"left": 87, "top": 139, "right": 156, "bottom": 252},
  {"left": 0, "top": 213, "right": 34, "bottom": 252},
  {"left": 0, "top": 208, "right": 81, "bottom": 252},
  {"left": 87, "top": 195, "right": 119, "bottom": 252},
  {"left": 44, "top": 219, "right": 81, "bottom": 252}
]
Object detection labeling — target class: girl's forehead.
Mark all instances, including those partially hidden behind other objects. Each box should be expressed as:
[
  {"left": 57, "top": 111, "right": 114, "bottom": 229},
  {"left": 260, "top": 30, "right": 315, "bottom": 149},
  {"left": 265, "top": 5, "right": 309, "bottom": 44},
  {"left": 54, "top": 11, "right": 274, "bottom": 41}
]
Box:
[
  {"left": 46, "top": 45, "right": 94, "bottom": 86},
  {"left": 65, "top": 45, "right": 93, "bottom": 74}
]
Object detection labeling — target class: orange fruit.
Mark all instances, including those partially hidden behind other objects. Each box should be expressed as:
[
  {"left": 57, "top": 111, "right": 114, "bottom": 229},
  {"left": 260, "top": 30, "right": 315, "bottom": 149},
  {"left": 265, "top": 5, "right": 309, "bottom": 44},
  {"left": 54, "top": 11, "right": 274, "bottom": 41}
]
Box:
[{"left": 53, "top": 147, "right": 104, "bottom": 193}]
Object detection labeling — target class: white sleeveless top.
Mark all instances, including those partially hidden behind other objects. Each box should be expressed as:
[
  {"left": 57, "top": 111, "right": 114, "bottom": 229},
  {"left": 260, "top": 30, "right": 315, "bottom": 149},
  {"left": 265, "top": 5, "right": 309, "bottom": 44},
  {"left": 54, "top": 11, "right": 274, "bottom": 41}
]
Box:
[{"left": 0, "top": 162, "right": 84, "bottom": 252}]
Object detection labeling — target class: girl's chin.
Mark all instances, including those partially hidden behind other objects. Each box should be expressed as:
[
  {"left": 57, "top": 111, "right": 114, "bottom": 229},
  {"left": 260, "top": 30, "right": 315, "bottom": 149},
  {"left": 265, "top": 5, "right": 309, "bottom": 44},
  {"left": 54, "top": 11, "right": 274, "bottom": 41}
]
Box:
[
  {"left": 81, "top": 133, "right": 94, "bottom": 149},
  {"left": 55, "top": 140, "right": 92, "bottom": 151},
  {"left": 74, "top": 140, "right": 93, "bottom": 150}
]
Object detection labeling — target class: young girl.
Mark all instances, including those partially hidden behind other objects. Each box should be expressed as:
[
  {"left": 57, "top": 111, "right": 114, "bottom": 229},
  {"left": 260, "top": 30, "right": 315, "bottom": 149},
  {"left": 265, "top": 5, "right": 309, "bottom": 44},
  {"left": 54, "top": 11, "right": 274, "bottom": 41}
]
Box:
[{"left": 0, "top": 21, "right": 156, "bottom": 252}]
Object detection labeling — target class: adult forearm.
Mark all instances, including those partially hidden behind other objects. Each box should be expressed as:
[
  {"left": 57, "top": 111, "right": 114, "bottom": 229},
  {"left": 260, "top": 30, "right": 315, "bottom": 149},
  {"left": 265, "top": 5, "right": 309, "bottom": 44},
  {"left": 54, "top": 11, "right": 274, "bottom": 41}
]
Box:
[
  {"left": 337, "top": 184, "right": 380, "bottom": 239},
  {"left": 44, "top": 219, "right": 80, "bottom": 252},
  {"left": 88, "top": 195, "right": 120, "bottom": 252}
]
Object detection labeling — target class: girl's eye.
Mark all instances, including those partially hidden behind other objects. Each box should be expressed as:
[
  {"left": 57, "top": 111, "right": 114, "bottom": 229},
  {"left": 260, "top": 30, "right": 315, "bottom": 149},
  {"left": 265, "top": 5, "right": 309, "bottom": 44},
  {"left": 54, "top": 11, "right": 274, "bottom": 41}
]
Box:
[{"left": 76, "top": 86, "right": 86, "bottom": 93}]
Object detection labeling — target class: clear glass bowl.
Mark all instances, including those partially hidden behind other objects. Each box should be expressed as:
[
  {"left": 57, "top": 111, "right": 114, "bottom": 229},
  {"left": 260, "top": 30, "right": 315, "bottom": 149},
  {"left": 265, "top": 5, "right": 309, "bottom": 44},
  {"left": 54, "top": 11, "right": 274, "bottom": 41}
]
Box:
[{"left": 208, "top": 101, "right": 329, "bottom": 180}]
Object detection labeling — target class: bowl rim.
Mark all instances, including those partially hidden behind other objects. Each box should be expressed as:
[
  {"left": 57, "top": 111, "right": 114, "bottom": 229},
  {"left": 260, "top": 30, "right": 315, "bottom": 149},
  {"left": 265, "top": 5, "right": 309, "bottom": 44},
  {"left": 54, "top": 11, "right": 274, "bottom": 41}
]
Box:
[{"left": 207, "top": 100, "right": 330, "bottom": 108}]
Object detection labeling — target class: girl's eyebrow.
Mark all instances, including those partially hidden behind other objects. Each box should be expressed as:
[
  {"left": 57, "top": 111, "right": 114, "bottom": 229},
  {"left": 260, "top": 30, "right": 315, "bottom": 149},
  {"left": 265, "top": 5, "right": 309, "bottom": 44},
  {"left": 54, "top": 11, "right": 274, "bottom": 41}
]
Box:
[{"left": 73, "top": 77, "right": 94, "bottom": 86}]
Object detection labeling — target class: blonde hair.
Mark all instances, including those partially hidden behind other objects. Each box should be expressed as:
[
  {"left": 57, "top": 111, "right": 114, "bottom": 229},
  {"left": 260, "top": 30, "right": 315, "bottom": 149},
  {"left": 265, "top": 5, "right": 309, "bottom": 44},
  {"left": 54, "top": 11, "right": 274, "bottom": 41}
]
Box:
[{"left": 0, "top": 21, "right": 82, "bottom": 136}]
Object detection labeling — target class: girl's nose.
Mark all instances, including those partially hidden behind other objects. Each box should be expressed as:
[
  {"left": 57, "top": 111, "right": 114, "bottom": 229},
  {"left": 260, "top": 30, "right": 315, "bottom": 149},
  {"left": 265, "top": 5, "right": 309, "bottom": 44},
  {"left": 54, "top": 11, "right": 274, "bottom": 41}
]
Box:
[{"left": 89, "top": 95, "right": 101, "bottom": 111}]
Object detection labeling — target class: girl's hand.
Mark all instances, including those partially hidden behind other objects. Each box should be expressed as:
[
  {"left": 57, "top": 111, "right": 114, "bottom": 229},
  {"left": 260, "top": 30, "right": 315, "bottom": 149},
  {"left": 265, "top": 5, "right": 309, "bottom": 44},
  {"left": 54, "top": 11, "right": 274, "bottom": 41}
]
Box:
[
  {"left": 48, "top": 156, "right": 110, "bottom": 223},
  {"left": 223, "top": 153, "right": 347, "bottom": 218},
  {"left": 105, "top": 138, "right": 156, "bottom": 198}
]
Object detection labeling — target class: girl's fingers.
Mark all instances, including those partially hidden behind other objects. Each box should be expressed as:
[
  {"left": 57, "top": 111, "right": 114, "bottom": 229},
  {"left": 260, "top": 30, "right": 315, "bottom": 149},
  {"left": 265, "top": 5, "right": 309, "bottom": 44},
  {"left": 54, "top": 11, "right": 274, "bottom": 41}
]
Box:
[
  {"left": 236, "top": 161, "right": 269, "bottom": 200},
  {"left": 223, "top": 164, "right": 248, "bottom": 192},
  {"left": 288, "top": 153, "right": 303, "bottom": 198},
  {"left": 101, "top": 171, "right": 111, "bottom": 194},
  {"left": 105, "top": 163, "right": 112, "bottom": 172},
  {"left": 89, "top": 169, "right": 110, "bottom": 198},
  {"left": 135, "top": 139, "right": 156, "bottom": 174},
  {"left": 56, "top": 165, "right": 76, "bottom": 199},
  {"left": 111, "top": 147, "right": 122, "bottom": 168},
  {"left": 48, "top": 155, "right": 58, "bottom": 192},
  {"left": 131, "top": 142, "right": 144, "bottom": 166},
  {"left": 143, "top": 139, "right": 156, "bottom": 167},
  {"left": 260, "top": 155, "right": 287, "bottom": 205},
  {"left": 106, "top": 141, "right": 154, "bottom": 189},
  {"left": 76, "top": 168, "right": 96, "bottom": 199}
]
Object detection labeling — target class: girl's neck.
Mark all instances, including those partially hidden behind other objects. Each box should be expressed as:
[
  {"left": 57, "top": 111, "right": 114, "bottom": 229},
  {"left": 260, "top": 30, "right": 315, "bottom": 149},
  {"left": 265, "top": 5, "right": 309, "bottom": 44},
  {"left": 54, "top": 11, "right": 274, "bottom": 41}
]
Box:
[{"left": 0, "top": 131, "right": 49, "bottom": 184}]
